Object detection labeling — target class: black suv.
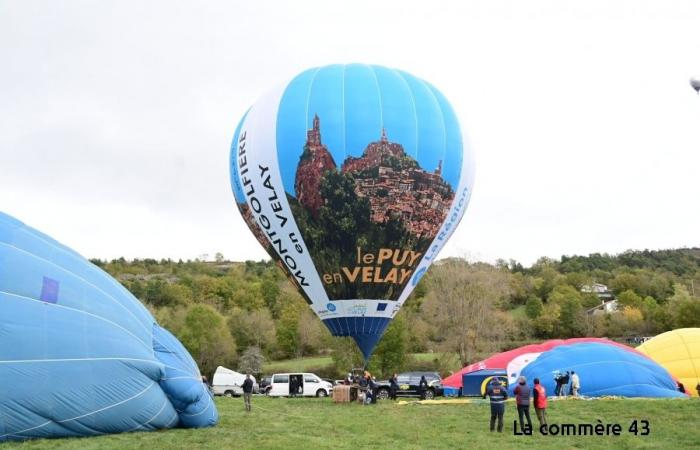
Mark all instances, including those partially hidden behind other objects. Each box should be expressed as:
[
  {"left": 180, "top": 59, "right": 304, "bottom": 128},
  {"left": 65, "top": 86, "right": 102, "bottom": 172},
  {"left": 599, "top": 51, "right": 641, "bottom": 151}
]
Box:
[
  {"left": 259, "top": 376, "right": 272, "bottom": 394},
  {"left": 375, "top": 371, "right": 444, "bottom": 400}
]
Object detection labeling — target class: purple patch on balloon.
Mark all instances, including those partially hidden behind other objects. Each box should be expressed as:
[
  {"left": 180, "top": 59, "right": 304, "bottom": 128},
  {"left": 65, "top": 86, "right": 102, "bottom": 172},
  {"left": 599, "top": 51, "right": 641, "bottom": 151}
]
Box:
[{"left": 40, "top": 277, "right": 59, "bottom": 303}]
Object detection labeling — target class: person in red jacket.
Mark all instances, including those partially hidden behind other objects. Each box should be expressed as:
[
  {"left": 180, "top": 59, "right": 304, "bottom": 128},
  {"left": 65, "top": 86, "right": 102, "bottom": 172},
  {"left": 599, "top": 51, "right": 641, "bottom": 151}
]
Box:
[{"left": 533, "top": 378, "right": 547, "bottom": 427}]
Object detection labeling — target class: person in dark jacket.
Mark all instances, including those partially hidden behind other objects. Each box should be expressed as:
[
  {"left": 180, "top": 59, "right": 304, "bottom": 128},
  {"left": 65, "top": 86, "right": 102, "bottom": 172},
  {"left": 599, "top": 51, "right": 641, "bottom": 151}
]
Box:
[
  {"left": 289, "top": 376, "right": 297, "bottom": 398},
  {"left": 418, "top": 375, "right": 429, "bottom": 400},
  {"left": 484, "top": 378, "right": 508, "bottom": 432},
  {"left": 559, "top": 371, "right": 570, "bottom": 397},
  {"left": 532, "top": 378, "right": 547, "bottom": 427},
  {"left": 696, "top": 382, "right": 700, "bottom": 397},
  {"left": 242, "top": 373, "right": 254, "bottom": 412},
  {"left": 389, "top": 373, "right": 399, "bottom": 400},
  {"left": 513, "top": 376, "right": 533, "bottom": 433},
  {"left": 363, "top": 372, "right": 374, "bottom": 405}
]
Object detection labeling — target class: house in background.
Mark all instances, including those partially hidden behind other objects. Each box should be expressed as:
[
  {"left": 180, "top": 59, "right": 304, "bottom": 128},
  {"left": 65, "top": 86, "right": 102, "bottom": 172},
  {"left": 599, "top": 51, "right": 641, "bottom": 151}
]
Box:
[{"left": 582, "top": 283, "right": 618, "bottom": 315}]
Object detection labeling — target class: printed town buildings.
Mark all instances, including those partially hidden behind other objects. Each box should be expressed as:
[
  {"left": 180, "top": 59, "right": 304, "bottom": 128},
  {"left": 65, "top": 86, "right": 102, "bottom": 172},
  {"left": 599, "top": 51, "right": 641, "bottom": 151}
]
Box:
[
  {"left": 295, "top": 116, "right": 454, "bottom": 241},
  {"left": 294, "top": 115, "right": 337, "bottom": 218}
]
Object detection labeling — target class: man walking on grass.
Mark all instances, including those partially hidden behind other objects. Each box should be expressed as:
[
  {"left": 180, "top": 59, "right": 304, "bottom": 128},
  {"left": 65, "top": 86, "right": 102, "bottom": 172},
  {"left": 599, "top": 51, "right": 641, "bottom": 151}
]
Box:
[{"left": 242, "top": 373, "right": 254, "bottom": 412}]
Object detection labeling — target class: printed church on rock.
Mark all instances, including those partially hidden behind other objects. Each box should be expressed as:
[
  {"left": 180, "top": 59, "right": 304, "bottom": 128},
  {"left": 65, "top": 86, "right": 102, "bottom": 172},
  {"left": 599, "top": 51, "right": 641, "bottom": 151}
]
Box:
[{"left": 295, "top": 115, "right": 454, "bottom": 241}]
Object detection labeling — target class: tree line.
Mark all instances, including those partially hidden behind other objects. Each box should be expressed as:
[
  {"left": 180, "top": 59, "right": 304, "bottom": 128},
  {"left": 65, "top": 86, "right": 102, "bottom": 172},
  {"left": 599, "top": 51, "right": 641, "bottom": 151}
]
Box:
[{"left": 92, "top": 247, "right": 700, "bottom": 379}]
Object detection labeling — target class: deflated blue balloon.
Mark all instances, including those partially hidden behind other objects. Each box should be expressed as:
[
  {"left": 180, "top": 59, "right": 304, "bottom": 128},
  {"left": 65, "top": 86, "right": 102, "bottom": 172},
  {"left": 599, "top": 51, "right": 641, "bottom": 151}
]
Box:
[
  {"left": 515, "top": 342, "right": 685, "bottom": 398},
  {"left": 0, "top": 212, "right": 217, "bottom": 441}
]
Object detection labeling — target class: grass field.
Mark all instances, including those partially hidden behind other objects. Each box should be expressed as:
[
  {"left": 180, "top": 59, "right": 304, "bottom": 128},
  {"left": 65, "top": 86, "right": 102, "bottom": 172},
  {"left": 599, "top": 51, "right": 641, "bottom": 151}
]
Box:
[{"left": 7, "top": 396, "right": 699, "bottom": 449}]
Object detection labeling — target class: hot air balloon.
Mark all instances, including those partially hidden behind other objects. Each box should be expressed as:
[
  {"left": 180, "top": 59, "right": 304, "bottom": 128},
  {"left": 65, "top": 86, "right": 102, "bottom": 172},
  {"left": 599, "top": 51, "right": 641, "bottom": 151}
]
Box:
[
  {"left": 443, "top": 338, "right": 645, "bottom": 394},
  {"left": 0, "top": 212, "right": 217, "bottom": 441},
  {"left": 691, "top": 77, "right": 700, "bottom": 94},
  {"left": 637, "top": 328, "right": 700, "bottom": 397},
  {"left": 516, "top": 342, "right": 685, "bottom": 398},
  {"left": 229, "top": 64, "right": 474, "bottom": 361}
]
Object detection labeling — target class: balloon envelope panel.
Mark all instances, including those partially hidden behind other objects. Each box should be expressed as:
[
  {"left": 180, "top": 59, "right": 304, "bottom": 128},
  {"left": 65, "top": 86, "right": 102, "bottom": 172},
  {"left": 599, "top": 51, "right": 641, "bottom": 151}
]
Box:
[
  {"left": 230, "top": 64, "right": 475, "bottom": 360},
  {"left": 517, "top": 342, "right": 685, "bottom": 398},
  {"left": 637, "top": 328, "right": 700, "bottom": 397},
  {"left": 0, "top": 212, "right": 217, "bottom": 441},
  {"left": 442, "top": 337, "right": 638, "bottom": 388}
]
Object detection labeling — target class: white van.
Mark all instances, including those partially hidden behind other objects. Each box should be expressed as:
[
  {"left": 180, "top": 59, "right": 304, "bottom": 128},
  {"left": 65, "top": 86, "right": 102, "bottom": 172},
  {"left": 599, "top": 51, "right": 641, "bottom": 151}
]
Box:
[
  {"left": 268, "top": 373, "right": 333, "bottom": 397},
  {"left": 212, "top": 366, "right": 258, "bottom": 397}
]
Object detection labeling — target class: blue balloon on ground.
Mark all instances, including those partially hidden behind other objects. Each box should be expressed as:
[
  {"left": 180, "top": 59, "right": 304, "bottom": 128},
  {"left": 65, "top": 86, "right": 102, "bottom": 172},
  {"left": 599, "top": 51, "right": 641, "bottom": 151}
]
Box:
[
  {"left": 515, "top": 342, "right": 685, "bottom": 398},
  {"left": 0, "top": 212, "right": 217, "bottom": 441}
]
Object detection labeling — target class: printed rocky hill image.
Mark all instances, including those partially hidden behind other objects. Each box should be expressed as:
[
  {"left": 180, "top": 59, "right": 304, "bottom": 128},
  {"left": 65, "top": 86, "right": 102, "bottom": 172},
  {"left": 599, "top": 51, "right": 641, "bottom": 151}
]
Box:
[{"left": 291, "top": 115, "right": 455, "bottom": 301}]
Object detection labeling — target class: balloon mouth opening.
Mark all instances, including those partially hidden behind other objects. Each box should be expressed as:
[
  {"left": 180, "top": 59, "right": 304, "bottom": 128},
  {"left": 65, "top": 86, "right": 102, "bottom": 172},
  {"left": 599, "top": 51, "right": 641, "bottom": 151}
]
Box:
[{"left": 322, "top": 316, "right": 392, "bottom": 362}]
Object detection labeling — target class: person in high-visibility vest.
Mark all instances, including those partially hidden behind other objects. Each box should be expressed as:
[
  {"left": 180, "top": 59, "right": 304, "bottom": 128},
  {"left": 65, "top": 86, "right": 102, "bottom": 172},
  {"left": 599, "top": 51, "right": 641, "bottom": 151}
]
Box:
[
  {"left": 533, "top": 378, "right": 547, "bottom": 427},
  {"left": 484, "top": 378, "right": 508, "bottom": 432}
]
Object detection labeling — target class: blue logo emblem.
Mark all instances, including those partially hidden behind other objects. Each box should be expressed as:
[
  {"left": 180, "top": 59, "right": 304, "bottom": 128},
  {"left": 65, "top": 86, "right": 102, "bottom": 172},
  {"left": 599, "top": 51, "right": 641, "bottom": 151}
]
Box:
[
  {"left": 412, "top": 267, "right": 427, "bottom": 286},
  {"left": 376, "top": 303, "right": 388, "bottom": 311},
  {"left": 326, "top": 303, "right": 336, "bottom": 312}
]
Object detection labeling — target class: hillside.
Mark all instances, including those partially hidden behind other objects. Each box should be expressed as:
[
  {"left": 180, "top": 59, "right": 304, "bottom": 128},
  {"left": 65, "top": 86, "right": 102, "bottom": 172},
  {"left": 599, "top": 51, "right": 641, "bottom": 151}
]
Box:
[{"left": 92, "top": 247, "right": 700, "bottom": 378}]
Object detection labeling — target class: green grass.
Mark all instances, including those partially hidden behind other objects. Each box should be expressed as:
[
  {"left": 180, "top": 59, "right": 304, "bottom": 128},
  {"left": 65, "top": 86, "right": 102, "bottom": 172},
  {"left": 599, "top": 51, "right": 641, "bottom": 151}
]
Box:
[
  {"left": 7, "top": 396, "right": 699, "bottom": 449},
  {"left": 509, "top": 305, "right": 528, "bottom": 319}
]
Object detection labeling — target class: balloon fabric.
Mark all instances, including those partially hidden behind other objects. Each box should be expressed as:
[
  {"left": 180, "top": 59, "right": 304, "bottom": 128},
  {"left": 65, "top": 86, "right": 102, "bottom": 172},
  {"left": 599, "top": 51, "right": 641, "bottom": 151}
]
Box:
[
  {"left": 0, "top": 212, "right": 217, "bottom": 441},
  {"left": 638, "top": 328, "right": 700, "bottom": 397},
  {"left": 516, "top": 342, "right": 685, "bottom": 398},
  {"left": 230, "top": 64, "right": 475, "bottom": 361}
]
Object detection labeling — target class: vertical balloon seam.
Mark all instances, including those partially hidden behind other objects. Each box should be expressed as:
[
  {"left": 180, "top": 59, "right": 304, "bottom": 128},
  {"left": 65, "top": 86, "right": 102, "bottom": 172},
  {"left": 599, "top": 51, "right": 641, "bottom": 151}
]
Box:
[
  {"left": 392, "top": 68, "right": 420, "bottom": 160},
  {"left": 366, "top": 64, "right": 384, "bottom": 132},
  {"left": 679, "top": 333, "right": 699, "bottom": 381},
  {"left": 420, "top": 78, "right": 449, "bottom": 183},
  {"left": 301, "top": 66, "right": 339, "bottom": 304},
  {"left": 304, "top": 67, "right": 323, "bottom": 133},
  {"left": 341, "top": 64, "right": 346, "bottom": 161},
  {"left": 426, "top": 82, "right": 465, "bottom": 192}
]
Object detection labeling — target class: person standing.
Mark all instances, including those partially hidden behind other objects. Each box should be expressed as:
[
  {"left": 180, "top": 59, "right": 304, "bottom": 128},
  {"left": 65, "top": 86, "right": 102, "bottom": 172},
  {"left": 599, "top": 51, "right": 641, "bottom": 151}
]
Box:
[
  {"left": 389, "top": 373, "right": 399, "bottom": 400},
  {"left": 514, "top": 376, "right": 533, "bottom": 434},
  {"left": 289, "top": 376, "right": 297, "bottom": 398},
  {"left": 242, "top": 373, "right": 254, "bottom": 412},
  {"left": 559, "top": 371, "right": 570, "bottom": 397},
  {"left": 418, "top": 375, "right": 429, "bottom": 400},
  {"left": 532, "top": 378, "right": 547, "bottom": 428},
  {"left": 571, "top": 371, "right": 580, "bottom": 397},
  {"left": 484, "top": 378, "right": 508, "bottom": 432},
  {"left": 553, "top": 371, "right": 563, "bottom": 396}
]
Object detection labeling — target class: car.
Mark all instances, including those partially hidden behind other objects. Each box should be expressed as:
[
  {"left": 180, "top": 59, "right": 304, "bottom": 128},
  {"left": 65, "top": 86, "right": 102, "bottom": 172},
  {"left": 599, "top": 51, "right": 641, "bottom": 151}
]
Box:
[
  {"left": 259, "top": 376, "right": 272, "bottom": 395},
  {"left": 211, "top": 366, "right": 259, "bottom": 397},
  {"left": 375, "top": 371, "right": 444, "bottom": 400},
  {"left": 268, "top": 372, "right": 334, "bottom": 397}
]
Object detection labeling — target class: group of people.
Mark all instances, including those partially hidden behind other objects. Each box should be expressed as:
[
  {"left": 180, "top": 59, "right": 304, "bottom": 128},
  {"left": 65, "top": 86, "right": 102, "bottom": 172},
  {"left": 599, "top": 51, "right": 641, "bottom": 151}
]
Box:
[
  {"left": 484, "top": 376, "right": 551, "bottom": 433},
  {"left": 341, "top": 371, "right": 431, "bottom": 403},
  {"left": 553, "top": 370, "right": 581, "bottom": 397}
]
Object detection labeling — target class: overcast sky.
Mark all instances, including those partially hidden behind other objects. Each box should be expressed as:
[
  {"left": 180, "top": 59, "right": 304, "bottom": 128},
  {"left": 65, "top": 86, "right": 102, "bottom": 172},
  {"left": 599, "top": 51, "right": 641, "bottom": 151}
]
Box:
[{"left": 1, "top": 0, "right": 699, "bottom": 266}]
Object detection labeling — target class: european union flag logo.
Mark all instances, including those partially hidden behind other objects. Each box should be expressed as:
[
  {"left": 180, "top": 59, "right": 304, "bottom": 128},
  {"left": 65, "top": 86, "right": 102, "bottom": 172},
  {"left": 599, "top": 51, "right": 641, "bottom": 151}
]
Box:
[{"left": 376, "top": 303, "right": 387, "bottom": 311}]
